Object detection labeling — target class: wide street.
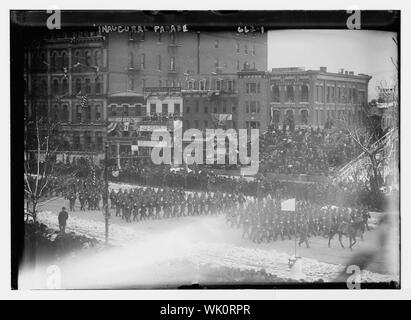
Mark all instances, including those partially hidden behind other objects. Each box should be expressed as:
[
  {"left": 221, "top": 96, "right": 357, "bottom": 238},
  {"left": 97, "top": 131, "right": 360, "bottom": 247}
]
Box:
[{"left": 31, "top": 187, "right": 399, "bottom": 288}]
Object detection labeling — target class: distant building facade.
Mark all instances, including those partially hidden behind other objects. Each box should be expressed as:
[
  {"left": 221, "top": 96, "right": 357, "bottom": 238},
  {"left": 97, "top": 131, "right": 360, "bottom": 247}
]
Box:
[{"left": 267, "top": 67, "right": 371, "bottom": 129}]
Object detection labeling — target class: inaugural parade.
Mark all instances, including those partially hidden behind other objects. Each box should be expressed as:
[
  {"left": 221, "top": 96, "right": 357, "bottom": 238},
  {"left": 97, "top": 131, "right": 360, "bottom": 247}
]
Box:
[{"left": 21, "top": 22, "right": 399, "bottom": 288}]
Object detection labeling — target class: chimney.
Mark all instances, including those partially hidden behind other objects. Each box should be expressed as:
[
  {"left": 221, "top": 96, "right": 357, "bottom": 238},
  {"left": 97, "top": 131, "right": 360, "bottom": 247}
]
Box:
[
  {"left": 319, "top": 66, "right": 327, "bottom": 72},
  {"left": 338, "top": 68, "right": 344, "bottom": 74},
  {"left": 345, "top": 71, "right": 348, "bottom": 75},
  {"left": 349, "top": 71, "right": 354, "bottom": 75}
]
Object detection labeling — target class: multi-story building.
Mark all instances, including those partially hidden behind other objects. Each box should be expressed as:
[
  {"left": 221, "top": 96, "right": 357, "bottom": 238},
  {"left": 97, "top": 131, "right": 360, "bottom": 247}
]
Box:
[
  {"left": 24, "top": 29, "right": 267, "bottom": 162},
  {"left": 267, "top": 67, "right": 371, "bottom": 129},
  {"left": 182, "top": 72, "right": 238, "bottom": 131},
  {"left": 105, "top": 30, "right": 267, "bottom": 159},
  {"left": 24, "top": 30, "right": 108, "bottom": 163},
  {"left": 107, "top": 30, "right": 267, "bottom": 94},
  {"left": 236, "top": 70, "right": 270, "bottom": 132}
]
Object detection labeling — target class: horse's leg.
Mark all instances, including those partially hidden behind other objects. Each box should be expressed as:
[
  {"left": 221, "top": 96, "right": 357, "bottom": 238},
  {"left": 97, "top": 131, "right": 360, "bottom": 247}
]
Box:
[
  {"left": 338, "top": 232, "right": 345, "bottom": 249},
  {"left": 328, "top": 232, "right": 333, "bottom": 248},
  {"left": 350, "top": 234, "right": 357, "bottom": 250}
]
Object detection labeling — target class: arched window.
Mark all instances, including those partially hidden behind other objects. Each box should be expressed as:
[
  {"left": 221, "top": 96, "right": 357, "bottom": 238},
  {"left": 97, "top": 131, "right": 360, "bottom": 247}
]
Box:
[
  {"left": 52, "top": 104, "right": 59, "bottom": 121},
  {"left": 75, "top": 78, "right": 82, "bottom": 93},
  {"left": 62, "top": 78, "right": 68, "bottom": 94},
  {"left": 94, "top": 50, "right": 101, "bottom": 67},
  {"left": 301, "top": 84, "right": 309, "bottom": 102},
  {"left": 272, "top": 109, "right": 280, "bottom": 124},
  {"left": 85, "top": 50, "right": 92, "bottom": 66},
  {"left": 301, "top": 109, "right": 309, "bottom": 124},
  {"left": 95, "top": 104, "right": 102, "bottom": 121},
  {"left": 135, "top": 104, "right": 142, "bottom": 116},
  {"left": 187, "top": 80, "right": 194, "bottom": 90},
  {"left": 95, "top": 76, "right": 102, "bottom": 94},
  {"left": 76, "top": 105, "right": 82, "bottom": 122},
  {"left": 110, "top": 104, "right": 117, "bottom": 117},
  {"left": 40, "top": 79, "right": 47, "bottom": 96},
  {"left": 74, "top": 50, "right": 81, "bottom": 64},
  {"left": 40, "top": 51, "right": 46, "bottom": 69},
  {"left": 52, "top": 79, "right": 59, "bottom": 95},
  {"left": 199, "top": 79, "right": 207, "bottom": 90},
  {"left": 215, "top": 79, "right": 222, "bottom": 91},
  {"left": 271, "top": 85, "right": 280, "bottom": 102},
  {"left": 286, "top": 110, "right": 294, "bottom": 125},
  {"left": 84, "top": 105, "right": 91, "bottom": 122},
  {"left": 286, "top": 85, "right": 294, "bottom": 102},
  {"left": 61, "top": 51, "right": 68, "bottom": 68},
  {"left": 123, "top": 104, "right": 129, "bottom": 117},
  {"left": 62, "top": 104, "right": 69, "bottom": 122},
  {"left": 51, "top": 51, "right": 58, "bottom": 70}
]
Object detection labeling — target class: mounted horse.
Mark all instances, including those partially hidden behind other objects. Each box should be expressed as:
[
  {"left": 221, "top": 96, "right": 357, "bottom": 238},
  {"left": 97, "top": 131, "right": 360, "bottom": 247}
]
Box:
[{"left": 327, "top": 217, "right": 365, "bottom": 250}]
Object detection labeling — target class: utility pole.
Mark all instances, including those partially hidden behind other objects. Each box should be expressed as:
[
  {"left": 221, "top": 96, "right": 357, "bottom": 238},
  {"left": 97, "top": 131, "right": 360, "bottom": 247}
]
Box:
[{"left": 104, "top": 142, "right": 109, "bottom": 244}]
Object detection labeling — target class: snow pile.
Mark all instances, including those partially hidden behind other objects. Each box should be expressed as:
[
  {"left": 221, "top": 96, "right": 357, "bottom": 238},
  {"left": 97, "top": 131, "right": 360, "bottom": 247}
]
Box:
[
  {"left": 37, "top": 211, "right": 144, "bottom": 245},
  {"left": 188, "top": 242, "right": 398, "bottom": 283}
]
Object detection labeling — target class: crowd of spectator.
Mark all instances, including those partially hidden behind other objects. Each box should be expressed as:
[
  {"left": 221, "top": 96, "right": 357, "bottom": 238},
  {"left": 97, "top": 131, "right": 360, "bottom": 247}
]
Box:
[{"left": 259, "top": 127, "right": 361, "bottom": 175}]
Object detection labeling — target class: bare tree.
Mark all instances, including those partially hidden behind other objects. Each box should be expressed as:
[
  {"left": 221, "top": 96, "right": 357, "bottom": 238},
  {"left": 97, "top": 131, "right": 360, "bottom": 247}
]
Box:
[
  {"left": 24, "top": 106, "right": 62, "bottom": 222},
  {"left": 335, "top": 114, "right": 395, "bottom": 195}
]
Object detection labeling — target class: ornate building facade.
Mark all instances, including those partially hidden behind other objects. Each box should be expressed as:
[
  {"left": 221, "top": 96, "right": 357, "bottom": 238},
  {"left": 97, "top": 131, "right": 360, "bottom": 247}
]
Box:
[{"left": 24, "top": 31, "right": 108, "bottom": 162}]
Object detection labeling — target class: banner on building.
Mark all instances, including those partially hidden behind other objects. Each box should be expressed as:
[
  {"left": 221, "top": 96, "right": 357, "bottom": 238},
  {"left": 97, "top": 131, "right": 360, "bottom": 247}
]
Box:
[
  {"left": 281, "top": 198, "right": 296, "bottom": 211},
  {"left": 211, "top": 113, "right": 233, "bottom": 127},
  {"left": 138, "top": 125, "right": 168, "bottom": 132},
  {"left": 107, "top": 122, "right": 118, "bottom": 133}
]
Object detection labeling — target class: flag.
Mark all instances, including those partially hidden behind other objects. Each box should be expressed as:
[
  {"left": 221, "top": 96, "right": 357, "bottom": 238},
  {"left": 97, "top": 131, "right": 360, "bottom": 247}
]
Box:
[
  {"left": 123, "top": 121, "right": 130, "bottom": 131},
  {"left": 76, "top": 91, "right": 88, "bottom": 110},
  {"left": 80, "top": 94, "right": 88, "bottom": 110},
  {"left": 107, "top": 122, "right": 118, "bottom": 133},
  {"left": 281, "top": 198, "right": 296, "bottom": 211}
]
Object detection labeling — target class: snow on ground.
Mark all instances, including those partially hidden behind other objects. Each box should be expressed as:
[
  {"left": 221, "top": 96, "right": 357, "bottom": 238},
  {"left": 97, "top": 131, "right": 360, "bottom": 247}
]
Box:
[
  {"left": 36, "top": 200, "right": 398, "bottom": 287},
  {"left": 37, "top": 210, "right": 144, "bottom": 245}
]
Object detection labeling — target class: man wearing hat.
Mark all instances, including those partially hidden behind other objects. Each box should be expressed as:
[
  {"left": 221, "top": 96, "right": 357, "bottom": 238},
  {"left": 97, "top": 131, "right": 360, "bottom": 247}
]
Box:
[{"left": 58, "top": 207, "right": 69, "bottom": 234}]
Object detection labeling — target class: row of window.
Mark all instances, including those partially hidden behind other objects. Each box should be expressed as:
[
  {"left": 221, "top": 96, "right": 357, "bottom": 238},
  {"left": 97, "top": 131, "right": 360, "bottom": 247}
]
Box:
[
  {"left": 128, "top": 53, "right": 177, "bottom": 72},
  {"left": 315, "top": 85, "right": 364, "bottom": 104},
  {"left": 128, "top": 53, "right": 255, "bottom": 73},
  {"left": 185, "top": 101, "right": 236, "bottom": 114},
  {"left": 235, "top": 42, "right": 256, "bottom": 56},
  {"left": 245, "top": 82, "right": 261, "bottom": 94},
  {"left": 184, "top": 119, "right": 211, "bottom": 129},
  {"left": 148, "top": 103, "right": 181, "bottom": 115},
  {"left": 271, "top": 109, "right": 309, "bottom": 124},
  {"left": 31, "top": 49, "right": 103, "bottom": 71},
  {"left": 245, "top": 101, "right": 261, "bottom": 114},
  {"left": 271, "top": 84, "right": 309, "bottom": 103},
  {"left": 70, "top": 131, "right": 105, "bottom": 152},
  {"left": 186, "top": 79, "right": 235, "bottom": 91},
  {"left": 129, "top": 32, "right": 177, "bottom": 44},
  {"left": 109, "top": 104, "right": 146, "bottom": 117},
  {"left": 30, "top": 103, "right": 103, "bottom": 123},
  {"left": 31, "top": 77, "right": 104, "bottom": 96},
  {"left": 313, "top": 109, "right": 363, "bottom": 125}
]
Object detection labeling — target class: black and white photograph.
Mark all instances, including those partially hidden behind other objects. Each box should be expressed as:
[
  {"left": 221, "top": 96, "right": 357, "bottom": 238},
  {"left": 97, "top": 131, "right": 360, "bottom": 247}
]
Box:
[{"left": 8, "top": 8, "right": 403, "bottom": 294}]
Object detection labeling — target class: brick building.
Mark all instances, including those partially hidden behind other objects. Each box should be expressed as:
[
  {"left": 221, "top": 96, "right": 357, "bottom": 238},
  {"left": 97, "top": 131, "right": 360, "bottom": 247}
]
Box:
[
  {"left": 24, "top": 31, "right": 108, "bottom": 161},
  {"left": 107, "top": 31, "right": 267, "bottom": 94},
  {"left": 267, "top": 67, "right": 371, "bottom": 129},
  {"left": 105, "top": 30, "right": 267, "bottom": 158}
]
